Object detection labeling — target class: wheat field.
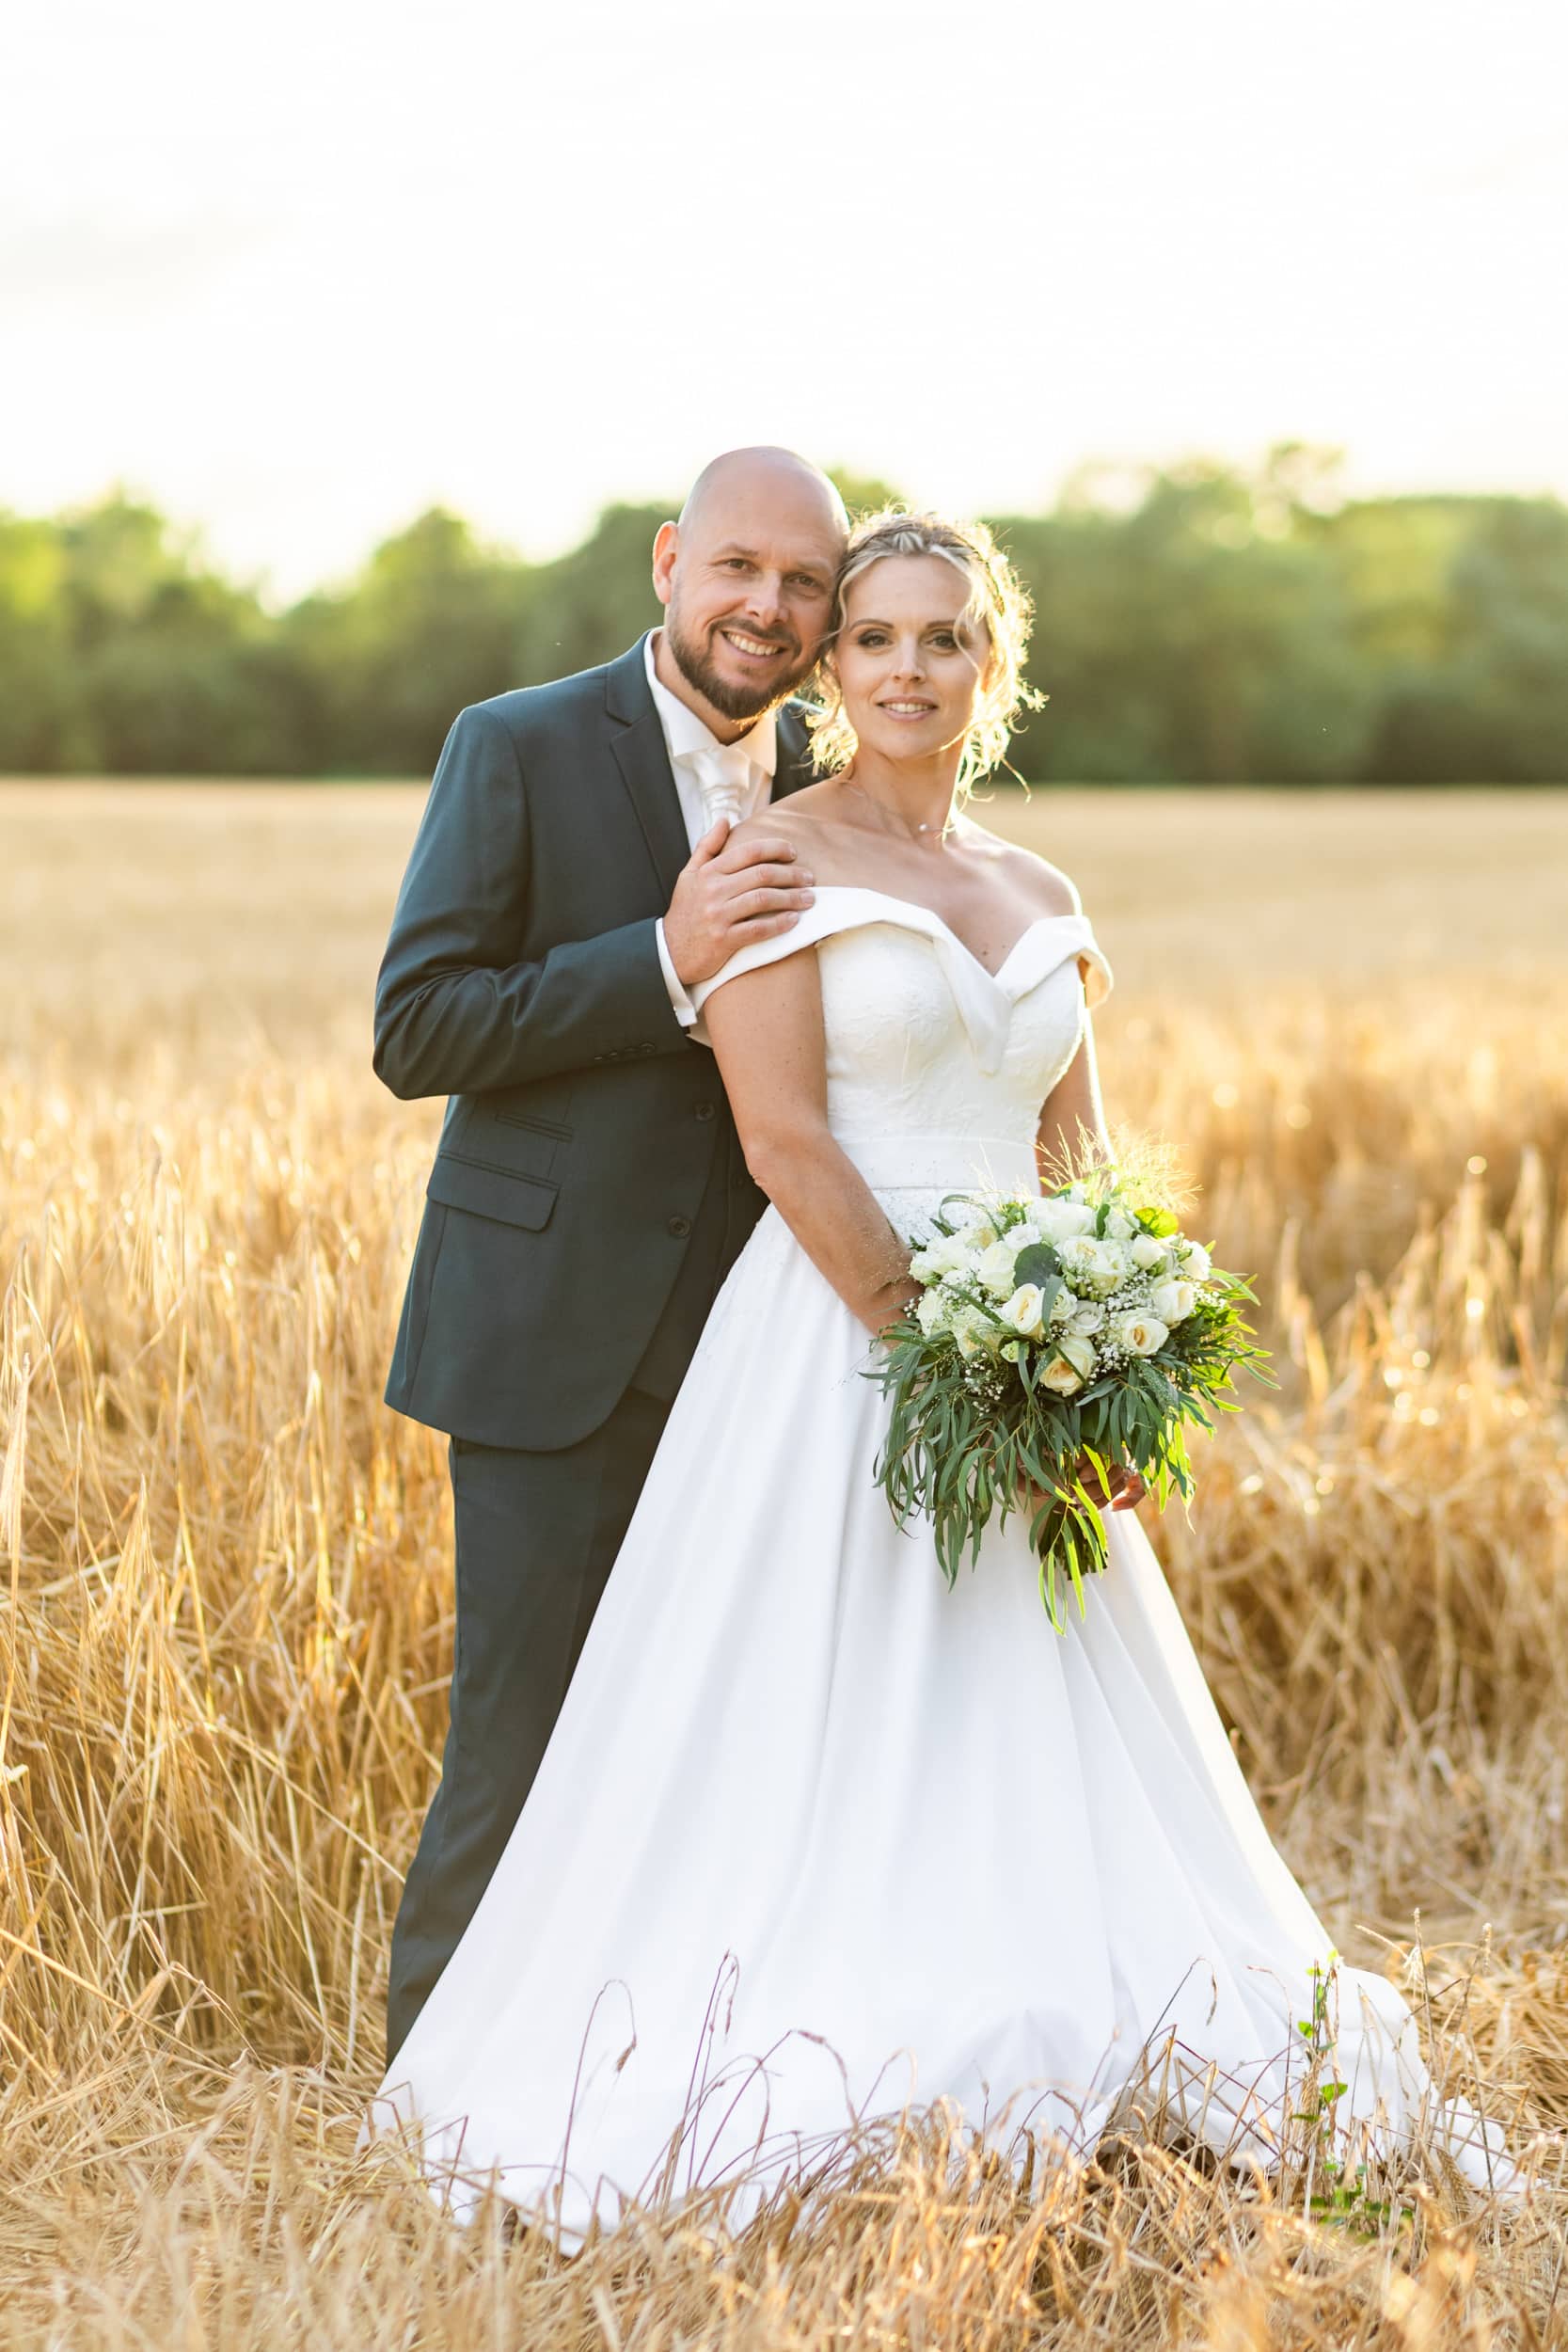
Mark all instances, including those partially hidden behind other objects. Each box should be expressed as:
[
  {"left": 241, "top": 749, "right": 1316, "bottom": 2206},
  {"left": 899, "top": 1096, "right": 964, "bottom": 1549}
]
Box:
[{"left": 2, "top": 781, "right": 1567, "bottom": 2348}]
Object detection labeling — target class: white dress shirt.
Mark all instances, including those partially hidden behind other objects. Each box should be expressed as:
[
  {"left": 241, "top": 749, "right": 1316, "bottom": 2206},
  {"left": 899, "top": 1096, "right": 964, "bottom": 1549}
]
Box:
[{"left": 645, "top": 631, "right": 778, "bottom": 1027}]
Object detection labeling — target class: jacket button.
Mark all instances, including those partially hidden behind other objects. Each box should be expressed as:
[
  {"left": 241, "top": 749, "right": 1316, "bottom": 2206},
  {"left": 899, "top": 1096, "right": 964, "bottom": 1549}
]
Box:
[
  {"left": 638, "top": 1041, "right": 656, "bottom": 1057},
  {"left": 667, "top": 1215, "right": 692, "bottom": 1238},
  {"left": 694, "top": 1101, "right": 715, "bottom": 1121}
]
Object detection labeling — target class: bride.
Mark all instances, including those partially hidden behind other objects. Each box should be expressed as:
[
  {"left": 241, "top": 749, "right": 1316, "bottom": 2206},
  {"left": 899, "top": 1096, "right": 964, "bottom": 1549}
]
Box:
[{"left": 373, "top": 509, "right": 1516, "bottom": 2236}]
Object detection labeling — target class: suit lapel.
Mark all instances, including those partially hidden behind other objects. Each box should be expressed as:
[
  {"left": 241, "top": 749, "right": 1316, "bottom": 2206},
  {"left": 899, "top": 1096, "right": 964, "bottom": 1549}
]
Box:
[{"left": 604, "top": 640, "right": 692, "bottom": 901}]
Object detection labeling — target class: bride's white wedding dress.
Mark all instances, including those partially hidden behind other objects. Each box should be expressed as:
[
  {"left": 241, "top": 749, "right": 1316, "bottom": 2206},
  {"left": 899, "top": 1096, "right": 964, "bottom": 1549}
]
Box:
[{"left": 373, "top": 887, "right": 1516, "bottom": 2236}]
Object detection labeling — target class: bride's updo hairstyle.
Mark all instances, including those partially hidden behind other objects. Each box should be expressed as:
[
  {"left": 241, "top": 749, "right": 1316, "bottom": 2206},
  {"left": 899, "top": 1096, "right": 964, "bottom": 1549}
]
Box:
[{"left": 807, "top": 508, "right": 1041, "bottom": 794}]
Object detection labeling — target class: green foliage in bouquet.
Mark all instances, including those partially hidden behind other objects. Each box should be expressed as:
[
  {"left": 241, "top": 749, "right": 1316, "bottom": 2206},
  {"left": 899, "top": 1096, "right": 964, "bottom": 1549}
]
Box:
[{"left": 869, "top": 1168, "right": 1273, "bottom": 1629}]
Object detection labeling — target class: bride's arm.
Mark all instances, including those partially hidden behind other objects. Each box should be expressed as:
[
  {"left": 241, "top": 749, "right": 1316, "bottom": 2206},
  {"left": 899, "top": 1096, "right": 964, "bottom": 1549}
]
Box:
[
  {"left": 703, "top": 952, "right": 917, "bottom": 1338},
  {"left": 1036, "top": 956, "right": 1111, "bottom": 1181}
]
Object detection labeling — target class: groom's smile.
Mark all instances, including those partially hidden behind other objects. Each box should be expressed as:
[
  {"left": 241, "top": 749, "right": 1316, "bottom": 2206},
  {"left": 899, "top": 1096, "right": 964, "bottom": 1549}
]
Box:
[
  {"left": 721, "top": 625, "right": 792, "bottom": 664},
  {"left": 708, "top": 611, "right": 800, "bottom": 680}
]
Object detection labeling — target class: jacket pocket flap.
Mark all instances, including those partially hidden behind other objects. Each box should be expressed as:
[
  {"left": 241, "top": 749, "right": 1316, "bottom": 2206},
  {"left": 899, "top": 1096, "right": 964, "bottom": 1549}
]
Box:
[{"left": 426, "top": 1152, "right": 558, "bottom": 1232}]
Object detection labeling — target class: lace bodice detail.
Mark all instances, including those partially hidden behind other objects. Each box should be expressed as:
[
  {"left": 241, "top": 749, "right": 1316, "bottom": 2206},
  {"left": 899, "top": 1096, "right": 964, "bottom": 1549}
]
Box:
[{"left": 691, "top": 886, "right": 1112, "bottom": 1199}]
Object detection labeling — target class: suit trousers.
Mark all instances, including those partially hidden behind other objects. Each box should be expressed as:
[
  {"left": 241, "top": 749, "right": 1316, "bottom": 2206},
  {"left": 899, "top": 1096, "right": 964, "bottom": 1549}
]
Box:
[{"left": 385, "top": 1384, "right": 671, "bottom": 2066}]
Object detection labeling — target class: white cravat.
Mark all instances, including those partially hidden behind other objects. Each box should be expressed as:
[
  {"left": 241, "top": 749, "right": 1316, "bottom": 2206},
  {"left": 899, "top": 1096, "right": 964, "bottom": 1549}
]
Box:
[{"left": 689, "top": 741, "right": 754, "bottom": 833}]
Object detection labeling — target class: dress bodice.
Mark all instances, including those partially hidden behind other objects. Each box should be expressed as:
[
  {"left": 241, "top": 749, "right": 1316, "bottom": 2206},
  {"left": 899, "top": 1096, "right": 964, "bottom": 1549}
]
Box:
[{"left": 692, "top": 886, "right": 1113, "bottom": 1205}]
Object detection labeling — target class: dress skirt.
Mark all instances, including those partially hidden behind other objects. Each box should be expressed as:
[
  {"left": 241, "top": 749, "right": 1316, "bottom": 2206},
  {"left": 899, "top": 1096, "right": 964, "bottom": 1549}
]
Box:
[{"left": 373, "top": 1153, "right": 1516, "bottom": 2239}]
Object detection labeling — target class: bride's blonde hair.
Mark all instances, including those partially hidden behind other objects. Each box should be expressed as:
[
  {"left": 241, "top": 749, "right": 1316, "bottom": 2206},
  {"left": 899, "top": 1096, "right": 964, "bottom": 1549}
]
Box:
[{"left": 806, "top": 508, "right": 1042, "bottom": 794}]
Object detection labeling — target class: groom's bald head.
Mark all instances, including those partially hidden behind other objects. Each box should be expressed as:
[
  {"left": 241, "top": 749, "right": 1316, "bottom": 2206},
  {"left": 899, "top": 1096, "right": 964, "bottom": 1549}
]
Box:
[
  {"left": 652, "top": 448, "right": 847, "bottom": 728},
  {"left": 678, "top": 446, "right": 847, "bottom": 541}
]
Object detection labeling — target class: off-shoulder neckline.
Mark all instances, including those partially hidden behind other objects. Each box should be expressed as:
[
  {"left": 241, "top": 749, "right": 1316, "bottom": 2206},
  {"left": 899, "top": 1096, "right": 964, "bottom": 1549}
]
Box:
[
  {"left": 689, "top": 883, "right": 1108, "bottom": 1074},
  {"left": 807, "top": 883, "right": 1088, "bottom": 989}
]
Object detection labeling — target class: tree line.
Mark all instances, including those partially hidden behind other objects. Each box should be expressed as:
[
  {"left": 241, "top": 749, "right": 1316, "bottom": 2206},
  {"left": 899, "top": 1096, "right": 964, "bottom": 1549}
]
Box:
[{"left": 3, "top": 448, "right": 1565, "bottom": 783}]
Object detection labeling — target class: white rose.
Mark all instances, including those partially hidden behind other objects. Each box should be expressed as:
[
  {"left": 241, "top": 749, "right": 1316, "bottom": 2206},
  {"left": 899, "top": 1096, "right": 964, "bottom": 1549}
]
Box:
[
  {"left": 953, "top": 1305, "right": 1002, "bottom": 1359},
  {"left": 1130, "top": 1233, "right": 1170, "bottom": 1271},
  {"left": 1111, "top": 1311, "right": 1169, "bottom": 1358},
  {"left": 1040, "top": 1329, "right": 1099, "bottom": 1394},
  {"left": 1061, "top": 1234, "right": 1127, "bottom": 1295},
  {"left": 1148, "top": 1278, "right": 1196, "bottom": 1326},
  {"left": 1047, "top": 1287, "right": 1074, "bottom": 1327},
  {"left": 1104, "top": 1207, "right": 1135, "bottom": 1241},
  {"left": 1068, "top": 1299, "right": 1106, "bottom": 1335},
  {"left": 976, "top": 1236, "right": 1025, "bottom": 1299},
  {"left": 1028, "top": 1196, "right": 1097, "bottom": 1243},
  {"left": 1178, "top": 1240, "right": 1212, "bottom": 1282},
  {"left": 911, "top": 1232, "right": 969, "bottom": 1281},
  {"left": 997, "top": 1283, "right": 1047, "bottom": 1340},
  {"left": 955, "top": 1205, "right": 999, "bottom": 1248},
  {"left": 915, "top": 1287, "right": 951, "bottom": 1338}
]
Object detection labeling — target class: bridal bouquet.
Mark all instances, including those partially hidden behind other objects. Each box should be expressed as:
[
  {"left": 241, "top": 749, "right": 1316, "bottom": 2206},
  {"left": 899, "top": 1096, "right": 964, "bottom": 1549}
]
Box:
[{"left": 870, "top": 1169, "right": 1270, "bottom": 1629}]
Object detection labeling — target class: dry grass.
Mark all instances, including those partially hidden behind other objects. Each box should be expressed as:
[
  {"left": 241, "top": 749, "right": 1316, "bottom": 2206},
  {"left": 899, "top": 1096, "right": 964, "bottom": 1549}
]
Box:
[{"left": 3, "top": 782, "right": 1568, "bottom": 2347}]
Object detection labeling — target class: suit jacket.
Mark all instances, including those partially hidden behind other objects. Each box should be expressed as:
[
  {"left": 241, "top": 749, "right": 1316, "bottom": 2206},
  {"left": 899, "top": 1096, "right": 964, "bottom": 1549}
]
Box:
[{"left": 373, "top": 637, "right": 815, "bottom": 1452}]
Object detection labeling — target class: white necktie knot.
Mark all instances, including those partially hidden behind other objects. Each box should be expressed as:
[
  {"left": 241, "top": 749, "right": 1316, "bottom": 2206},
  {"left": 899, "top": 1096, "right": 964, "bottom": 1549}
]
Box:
[{"left": 692, "top": 744, "right": 752, "bottom": 832}]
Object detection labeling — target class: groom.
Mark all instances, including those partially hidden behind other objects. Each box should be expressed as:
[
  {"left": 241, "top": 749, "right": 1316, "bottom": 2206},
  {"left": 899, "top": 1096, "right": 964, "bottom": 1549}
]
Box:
[{"left": 373, "top": 448, "right": 849, "bottom": 2062}]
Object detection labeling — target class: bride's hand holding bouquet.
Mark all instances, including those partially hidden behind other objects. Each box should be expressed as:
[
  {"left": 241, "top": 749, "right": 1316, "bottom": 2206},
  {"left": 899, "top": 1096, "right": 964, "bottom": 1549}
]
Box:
[{"left": 870, "top": 1153, "right": 1271, "bottom": 1629}]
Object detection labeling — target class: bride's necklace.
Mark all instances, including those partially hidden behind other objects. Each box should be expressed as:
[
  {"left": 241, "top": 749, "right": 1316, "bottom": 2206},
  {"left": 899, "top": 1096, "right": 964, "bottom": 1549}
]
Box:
[{"left": 842, "top": 776, "right": 956, "bottom": 844}]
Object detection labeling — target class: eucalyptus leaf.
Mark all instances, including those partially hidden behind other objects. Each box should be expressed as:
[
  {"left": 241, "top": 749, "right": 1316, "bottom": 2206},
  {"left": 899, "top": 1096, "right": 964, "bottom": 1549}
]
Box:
[{"left": 1010, "top": 1243, "right": 1061, "bottom": 1290}]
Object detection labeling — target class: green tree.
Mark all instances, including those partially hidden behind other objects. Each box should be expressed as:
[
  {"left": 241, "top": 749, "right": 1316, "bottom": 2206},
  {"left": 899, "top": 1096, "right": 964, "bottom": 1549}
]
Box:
[
  {"left": 290, "top": 509, "right": 531, "bottom": 773},
  {"left": 1359, "top": 498, "right": 1568, "bottom": 781},
  {"left": 35, "top": 494, "right": 292, "bottom": 772},
  {"left": 0, "top": 513, "right": 73, "bottom": 769},
  {"left": 998, "top": 456, "right": 1371, "bottom": 783},
  {"left": 514, "top": 502, "right": 668, "bottom": 688}
]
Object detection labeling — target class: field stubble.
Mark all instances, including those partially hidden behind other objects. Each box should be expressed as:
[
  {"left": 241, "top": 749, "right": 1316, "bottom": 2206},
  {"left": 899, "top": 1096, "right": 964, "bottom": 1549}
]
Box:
[{"left": 1, "top": 784, "right": 1567, "bottom": 2346}]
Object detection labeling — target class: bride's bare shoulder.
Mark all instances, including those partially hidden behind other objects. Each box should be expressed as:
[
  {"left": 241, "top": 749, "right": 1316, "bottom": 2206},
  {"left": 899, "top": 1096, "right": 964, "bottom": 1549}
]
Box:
[
  {"left": 960, "top": 806, "right": 1083, "bottom": 916},
  {"left": 728, "top": 787, "right": 864, "bottom": 882}
]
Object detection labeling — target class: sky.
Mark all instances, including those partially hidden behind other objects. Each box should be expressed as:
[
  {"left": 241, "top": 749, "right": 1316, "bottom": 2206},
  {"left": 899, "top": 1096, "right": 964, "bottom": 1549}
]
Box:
[{"left": 4, "top": 0, "right": 1566, "bottom": 603}]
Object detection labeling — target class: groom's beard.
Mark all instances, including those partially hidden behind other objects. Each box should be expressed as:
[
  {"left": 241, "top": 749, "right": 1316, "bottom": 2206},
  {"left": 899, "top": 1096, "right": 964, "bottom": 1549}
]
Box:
[{"left": 665, "top": 607, "right": 816, "bottom": 723}]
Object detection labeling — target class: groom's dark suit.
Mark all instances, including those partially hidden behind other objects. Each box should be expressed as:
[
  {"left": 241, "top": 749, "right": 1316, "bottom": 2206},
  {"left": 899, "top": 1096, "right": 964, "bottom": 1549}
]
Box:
[{"left": 374, "top": 637, "right": 812, "bottom": 2061}]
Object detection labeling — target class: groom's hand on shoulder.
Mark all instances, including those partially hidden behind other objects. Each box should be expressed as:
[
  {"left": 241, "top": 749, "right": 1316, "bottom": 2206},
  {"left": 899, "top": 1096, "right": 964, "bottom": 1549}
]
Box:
[{"left": 664, "top": 819, "right": 816, "bottom": 987}]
